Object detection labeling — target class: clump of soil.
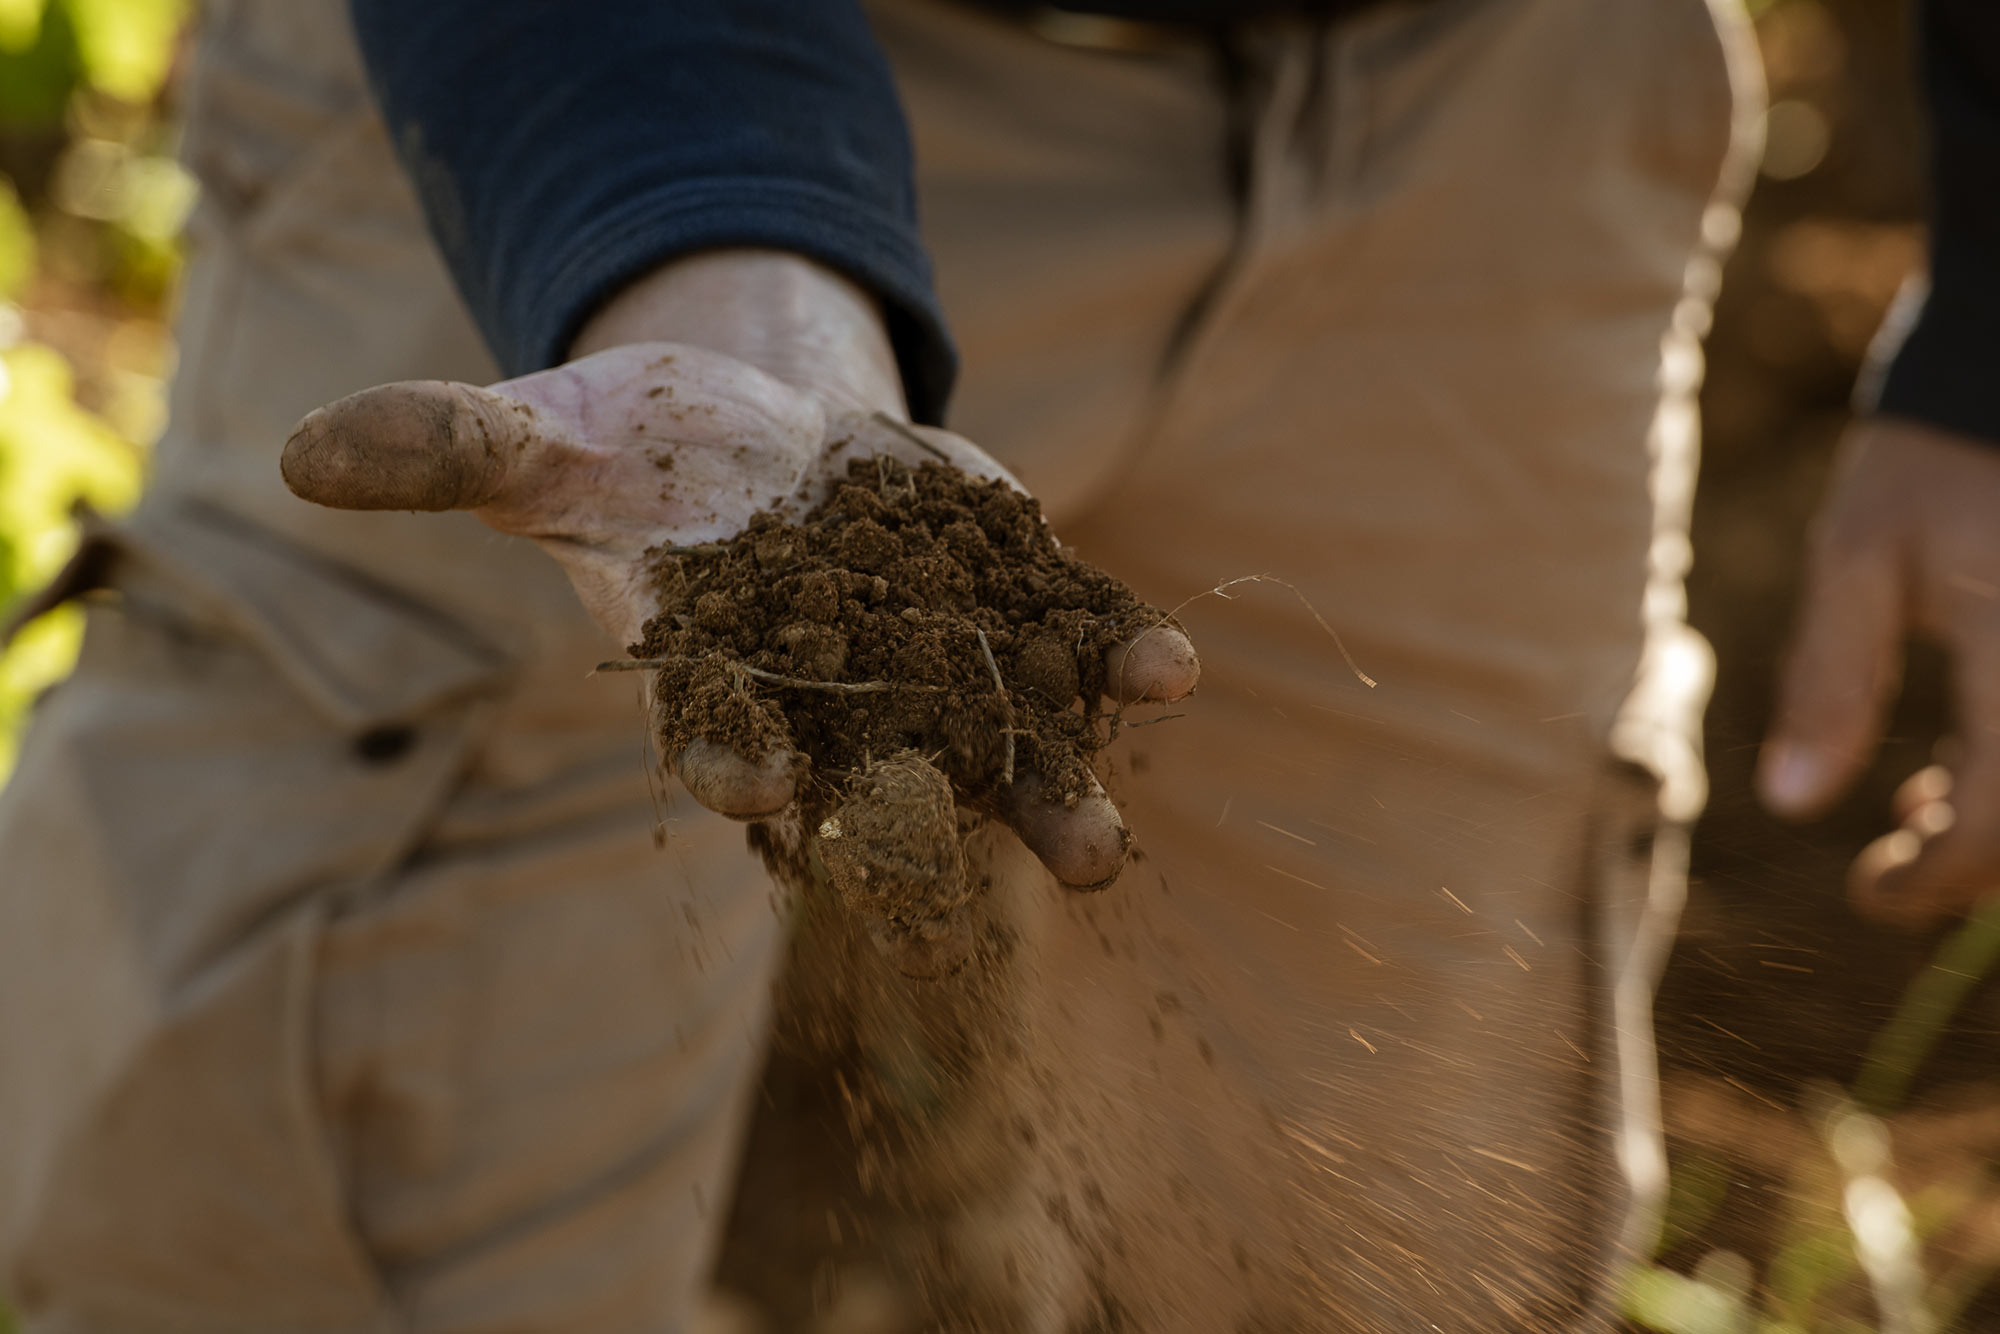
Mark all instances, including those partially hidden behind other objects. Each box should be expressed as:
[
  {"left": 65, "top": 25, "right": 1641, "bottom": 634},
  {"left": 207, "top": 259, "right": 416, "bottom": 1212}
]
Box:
[
  {"left": 816, "top": 751, "right": 975, "bottom": 977},
  {"left": 627, "top": 456, "right": 1170, "bottom": 966}
]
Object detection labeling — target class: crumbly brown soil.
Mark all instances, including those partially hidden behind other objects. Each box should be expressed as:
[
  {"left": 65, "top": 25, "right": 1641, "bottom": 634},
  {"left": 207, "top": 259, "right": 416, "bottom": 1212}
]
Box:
[
  {"left": 628, "top": 455, "right": 1167, "bottom": 963},
  {"left": 636, "top": 455, "right": 1157, "bottom": 803}
]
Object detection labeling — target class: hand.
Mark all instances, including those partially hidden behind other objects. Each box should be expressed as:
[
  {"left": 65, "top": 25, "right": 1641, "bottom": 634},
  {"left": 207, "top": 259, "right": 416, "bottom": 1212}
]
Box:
[
  {"left": 278, "top": 252, "right": 1197, "bottom": 888},
  {"left": 1759, "top": 416, "right": 2000, "bottom": 927}
]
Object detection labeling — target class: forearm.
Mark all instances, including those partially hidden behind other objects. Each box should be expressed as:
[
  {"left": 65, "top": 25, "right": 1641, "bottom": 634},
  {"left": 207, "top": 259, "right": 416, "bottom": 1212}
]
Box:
[
  {"left": 347, "top": 0, "right": 957, "bottom": 422},
  {"left": 569, "top": 250, "right": 906, "bottom": 420}
]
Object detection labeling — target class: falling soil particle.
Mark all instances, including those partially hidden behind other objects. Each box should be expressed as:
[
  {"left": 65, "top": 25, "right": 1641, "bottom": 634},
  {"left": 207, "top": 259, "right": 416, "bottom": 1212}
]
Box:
[{"left": 626, "top": 456, "right": 1171, "bottom": 967}]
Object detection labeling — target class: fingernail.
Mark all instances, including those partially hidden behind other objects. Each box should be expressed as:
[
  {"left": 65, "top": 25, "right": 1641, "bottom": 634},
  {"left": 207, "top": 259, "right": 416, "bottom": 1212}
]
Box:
[{"left": 1759, "top": 741, "right": 1825, "bottom": 815}]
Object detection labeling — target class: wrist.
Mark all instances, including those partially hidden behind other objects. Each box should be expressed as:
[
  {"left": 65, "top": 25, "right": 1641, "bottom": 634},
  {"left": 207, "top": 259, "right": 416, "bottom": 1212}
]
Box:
[{"left": 567, "top": 250, "right": 907, "bottom": 419}]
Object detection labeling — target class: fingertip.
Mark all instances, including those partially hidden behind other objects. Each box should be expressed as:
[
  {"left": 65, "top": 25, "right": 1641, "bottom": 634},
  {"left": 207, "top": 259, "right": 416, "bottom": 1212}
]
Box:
[
  {"left": 1765, "top": 561, "right": 1902, "bottom": 816},
  {"left": 1756, "top": 739, "right": 1840, "bottom": 820},
  {"left": 282, "top": 380, "right": 526, "bottom": 512},
  {"left": 1892, "top": 764, "right": 1954, "bottom": 824},
  {"left": 1104, "top": 625, "right": 1201, "bottom": 705},
  {"left": 1003, "top": 772, "right": 1130, "bottom": 890},
  {"left": 1849, "top": 828, "right": 1922, "bottom": 920},
  {"left": 675, "top": 738, "right": 799, "bottom": 820}
]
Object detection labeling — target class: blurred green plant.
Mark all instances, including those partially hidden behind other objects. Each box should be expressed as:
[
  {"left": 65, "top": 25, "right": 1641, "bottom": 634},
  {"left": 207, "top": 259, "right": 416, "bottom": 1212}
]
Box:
[
  {"left": 0, "top": 0, "right": 188, "bottom": 117},
  {"left": 1627, "top": 905, "right": 2000, "bottom": 1334},
  {"left": 0, "top": 0, "right": 190, "bottom": 780},
  {"left": 0, "top": 343, "right": 142, "bottom": 770},
  {"left": 0, "top": 11, "right": 185, "bottom": 1325}
]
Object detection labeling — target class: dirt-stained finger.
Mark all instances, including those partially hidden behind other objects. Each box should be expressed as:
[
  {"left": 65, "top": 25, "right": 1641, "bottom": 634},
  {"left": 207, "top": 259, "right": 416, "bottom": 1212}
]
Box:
[
  {"left": 1847, "top": 824, "right": 1996, "bottom": 928},
  {"left": 1850, "top": 754, "right": 2000, "bottom": 927},
  {"left": 1849, "top": 829, "right": 1930, "bottom": 926},
  {"left": 1001, "top": 769, "right": 1130, "bottom": 890},
  {"left": 674, "top": 738, "right": 799, "bottom": 820},
  {"left": 1891, "top": 764, "right": 1953, "bottom": 824},
  {"left": 1856, "top": 631, "right": 2000, "bottom": 926},
  {"left": 1758, "top": 543, "right": 1903, "bottom": 819},
  {"left": 282, "top": 380, "right": 534, "bottom": 513},
  {"left": 1104, "top": 623, "right": 1201, "bottom": 705}
]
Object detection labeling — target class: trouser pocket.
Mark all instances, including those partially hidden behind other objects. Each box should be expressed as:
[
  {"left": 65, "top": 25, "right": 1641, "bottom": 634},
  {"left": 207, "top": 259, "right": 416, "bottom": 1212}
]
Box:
[{"left": 0, "top": 506, "right": 507, "bottom": 1331}]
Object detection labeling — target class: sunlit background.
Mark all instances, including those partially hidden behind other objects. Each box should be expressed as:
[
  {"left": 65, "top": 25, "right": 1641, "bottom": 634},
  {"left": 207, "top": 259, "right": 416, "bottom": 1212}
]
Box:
[
  {"left": 0, "top": 0, "right": 1989, "bottom": 1331},
  {"left": 0, "top": 0, "right": 185, "bottom": 781},
  {"left": 1647, "top": 1, "right": 2000, "bottom": 1329}
]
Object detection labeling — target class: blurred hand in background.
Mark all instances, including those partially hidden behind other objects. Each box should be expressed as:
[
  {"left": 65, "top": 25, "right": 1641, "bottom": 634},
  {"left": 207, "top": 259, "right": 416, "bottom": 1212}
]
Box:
[{"left": 1761, "top": 417, "right": 2000, "bottom": 926}]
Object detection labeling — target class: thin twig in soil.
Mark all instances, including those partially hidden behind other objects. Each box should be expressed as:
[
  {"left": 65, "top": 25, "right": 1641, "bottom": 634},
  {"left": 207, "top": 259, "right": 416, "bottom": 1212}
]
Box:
[
  {"left": 596, "top": 657, "right": 946, "bottom": 695},
  {"left": 1122, "top": 712, "right": 1187, "bottom": 729},
  {"left": 870, "top": 411, "right": 952, "bottom": 463},
  {"left": 975, "top": 627, "right": 1015, "bottom": 788}
]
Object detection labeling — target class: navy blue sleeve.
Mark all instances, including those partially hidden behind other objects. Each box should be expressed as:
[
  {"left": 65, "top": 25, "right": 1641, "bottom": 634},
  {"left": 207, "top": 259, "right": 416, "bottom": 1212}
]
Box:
[
  {"left": 346, "top": 1, "right": 957, "bottom": 424},
  {"left": 1874, "top": 0, "right": 2000, "bottom": 446}
]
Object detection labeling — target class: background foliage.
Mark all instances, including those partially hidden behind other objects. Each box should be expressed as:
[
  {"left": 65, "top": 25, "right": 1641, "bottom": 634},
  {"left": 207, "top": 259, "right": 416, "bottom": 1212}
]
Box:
[
  {"left": 0, "top": 0, "right": 186, "bottom": 779},
  {"left": 0, "top": 7, "right": 186, "bottom": 1323},
  {"left": 1644, "top": 0, "right": 2000, "bottom": 1330}
]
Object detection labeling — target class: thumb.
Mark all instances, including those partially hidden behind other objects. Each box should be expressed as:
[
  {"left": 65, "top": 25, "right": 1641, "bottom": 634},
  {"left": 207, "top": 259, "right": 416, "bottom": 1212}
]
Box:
[
  {"left": 282, "top": 380, "right": 538, "bottom": 513},
  {"left": 1758, "top": 541, "right": 1904, "bottom": 819}
]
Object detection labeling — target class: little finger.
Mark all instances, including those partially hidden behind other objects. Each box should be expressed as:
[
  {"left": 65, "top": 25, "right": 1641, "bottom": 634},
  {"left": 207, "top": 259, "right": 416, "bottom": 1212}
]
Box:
[{"left": 998, "top": 769, "right": 1130, "bottom": 890}]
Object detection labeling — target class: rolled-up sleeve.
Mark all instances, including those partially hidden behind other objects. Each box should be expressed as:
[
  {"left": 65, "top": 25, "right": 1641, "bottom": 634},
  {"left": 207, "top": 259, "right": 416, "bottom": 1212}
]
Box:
[{"left": 346, "top": 1, "right": 956, "bottom": 423}]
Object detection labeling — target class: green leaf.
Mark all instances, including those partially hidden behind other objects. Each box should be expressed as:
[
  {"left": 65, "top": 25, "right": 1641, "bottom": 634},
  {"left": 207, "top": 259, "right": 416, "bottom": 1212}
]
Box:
[
  {"left": 1852, "top": 896, "right": 2000, "bottom": 1114},
  {"left": 1765, "top": 1228, "right": 1856, "bottom": 1325},
  {"left": 0, "top": 0, "right": 81, "bottom": 126},
  {"left": 0, "top": 341, "right": 142, "bottom": 544},
  {"left": 1659, "top": 1152, "right": 1735, "bottom": 1255},
  {"left": 59, "top": 0, "right": 189, "bottom": 102},
  {"left": 0, "top": 0, "right": 49, "bottom": 52},
  {"left": 0, "top": 341, "right": 144, "bottom": 780},
  {"left": 0, "top": 179, "right": 35, "bottom": 300},
  {"left": 1625, "top": 1262, "right": 1753, "bottom": 1334},
  {"left": 0, "top": 603, "right": 81, "bottom": 773}
]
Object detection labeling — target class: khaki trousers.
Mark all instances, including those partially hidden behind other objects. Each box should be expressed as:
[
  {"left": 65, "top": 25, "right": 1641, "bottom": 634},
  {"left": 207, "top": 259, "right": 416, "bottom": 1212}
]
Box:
[{"left": 0, "top": 0, "right": 1760, "bottom": 1330}]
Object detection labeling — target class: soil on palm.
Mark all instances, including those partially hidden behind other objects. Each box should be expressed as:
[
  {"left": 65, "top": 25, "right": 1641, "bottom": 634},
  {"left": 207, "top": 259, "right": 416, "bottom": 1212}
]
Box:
[{"left": 626, "top": 455, "right": 1172, "bottom": 955}]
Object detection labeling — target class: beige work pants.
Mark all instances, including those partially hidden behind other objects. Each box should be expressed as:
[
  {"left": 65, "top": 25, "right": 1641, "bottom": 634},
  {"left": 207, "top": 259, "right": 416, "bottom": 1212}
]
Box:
[
  {"left": 0, "top": 0, "right": 1760, "bottom": 1330},
  {"left": 795, "top": 2, "right": 1760, "bottom": 1329}
]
